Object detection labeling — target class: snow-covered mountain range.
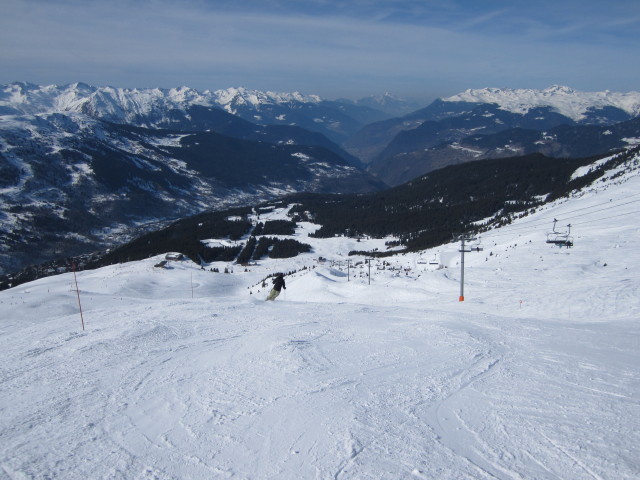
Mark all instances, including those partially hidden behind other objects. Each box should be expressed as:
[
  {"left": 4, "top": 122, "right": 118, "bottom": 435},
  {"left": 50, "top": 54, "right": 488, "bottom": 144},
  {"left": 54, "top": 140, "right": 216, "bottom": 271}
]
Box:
[
  {"left": 1, "top": 82, "right": 322, "bottom": 118},
  {"left": 0, "top": 82, "right": 393, "bottom": 142},
  {"left": 444, "top": 85, "right": 640, "bottom": 122},
  {"left": 0, "top": 81, "right": 389, "bottom": 275}
]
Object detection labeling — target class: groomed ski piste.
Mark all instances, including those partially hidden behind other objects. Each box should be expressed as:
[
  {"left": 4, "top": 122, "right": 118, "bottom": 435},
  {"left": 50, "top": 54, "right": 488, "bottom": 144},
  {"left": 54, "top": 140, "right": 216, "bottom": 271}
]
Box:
[{"left": 1, "top": 153, "right": 639, "bottom": 480}]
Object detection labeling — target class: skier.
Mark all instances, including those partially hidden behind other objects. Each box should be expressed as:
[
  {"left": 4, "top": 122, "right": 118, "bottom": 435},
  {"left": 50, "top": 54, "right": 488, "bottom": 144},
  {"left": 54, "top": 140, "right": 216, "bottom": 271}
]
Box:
[{"left": 266, "top": 273, "right": 286, "bottom": 301}]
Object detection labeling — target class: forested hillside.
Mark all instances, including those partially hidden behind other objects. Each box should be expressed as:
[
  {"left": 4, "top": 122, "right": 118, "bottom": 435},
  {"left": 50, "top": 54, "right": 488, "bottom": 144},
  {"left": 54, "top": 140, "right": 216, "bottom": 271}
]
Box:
[
  {"left": 74, "top": 147, "right": 638, "bottom": 273},
  {"left": 286, "top": 148, "right": 639, "bottom": 251}
]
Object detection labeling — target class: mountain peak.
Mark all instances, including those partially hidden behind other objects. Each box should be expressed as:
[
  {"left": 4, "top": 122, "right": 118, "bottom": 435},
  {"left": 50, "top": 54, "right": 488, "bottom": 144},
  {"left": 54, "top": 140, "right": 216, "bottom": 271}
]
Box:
[
  {"left": 213, "top": 86, "right": 322, "bottom": 110},
  {"left": 543, "top": 85, "right": 576, "bottom": 95},
  {"left": 443, "top": 85, "right": 640, "bottom": 121}
]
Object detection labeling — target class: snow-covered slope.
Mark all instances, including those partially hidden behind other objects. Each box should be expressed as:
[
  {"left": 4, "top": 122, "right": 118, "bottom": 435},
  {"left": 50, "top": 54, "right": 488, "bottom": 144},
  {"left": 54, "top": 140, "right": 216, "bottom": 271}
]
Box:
[
  {"left": 444, "top": 85, "right": 640, "bottom": 122},
  {"left": 1, "top": 152, "right": 639, "bottom": 479}
]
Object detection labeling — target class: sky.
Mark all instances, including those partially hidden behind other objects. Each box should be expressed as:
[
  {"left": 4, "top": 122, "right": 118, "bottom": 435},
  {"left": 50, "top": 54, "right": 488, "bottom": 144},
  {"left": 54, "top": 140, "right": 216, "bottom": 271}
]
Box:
[{"left": 1, "top": 0, "right": 639, "bottom": 103}]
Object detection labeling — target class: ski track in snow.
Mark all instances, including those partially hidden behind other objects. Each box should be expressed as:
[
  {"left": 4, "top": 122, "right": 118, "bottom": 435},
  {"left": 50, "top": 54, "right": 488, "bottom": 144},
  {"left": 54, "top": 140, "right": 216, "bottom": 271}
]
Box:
[
  {"left": 2, "top": 294, "right": 637, "bottom": 479},
  {"left": 2, "top": 157, "right": 640, "bottom": 479}
]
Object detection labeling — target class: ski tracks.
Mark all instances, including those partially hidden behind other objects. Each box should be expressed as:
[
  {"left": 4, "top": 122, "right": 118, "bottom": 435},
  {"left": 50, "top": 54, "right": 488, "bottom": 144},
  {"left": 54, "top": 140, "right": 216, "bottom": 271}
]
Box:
[
  {"left": 95, "top": 304, "right": 263, "bottom": 478},
  {"left": 417, "top": 353, "right": 515, "bottom": 480},
  {"left": 4, "top": 298, "right": 637, "bottom": 479}
]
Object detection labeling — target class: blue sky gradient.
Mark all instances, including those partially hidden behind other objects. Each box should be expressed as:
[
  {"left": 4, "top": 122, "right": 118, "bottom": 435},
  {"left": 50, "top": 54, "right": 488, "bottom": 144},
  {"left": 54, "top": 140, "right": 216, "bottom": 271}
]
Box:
[{"left": 2, "top": 0, "right": 638, "bottom": 102}]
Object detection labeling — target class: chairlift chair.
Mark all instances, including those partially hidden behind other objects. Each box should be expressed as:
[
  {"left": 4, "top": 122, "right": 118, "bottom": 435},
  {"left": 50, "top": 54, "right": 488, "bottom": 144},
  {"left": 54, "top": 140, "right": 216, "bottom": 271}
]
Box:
[
  {"left": 460, "top": 239, "right": 483, "bottom": 253},
  {"left": 471, "top": 237, "right": 484, "bottom": 252},
  {"left": 546, "top": 219, "right": 573, "bottom": 247}
]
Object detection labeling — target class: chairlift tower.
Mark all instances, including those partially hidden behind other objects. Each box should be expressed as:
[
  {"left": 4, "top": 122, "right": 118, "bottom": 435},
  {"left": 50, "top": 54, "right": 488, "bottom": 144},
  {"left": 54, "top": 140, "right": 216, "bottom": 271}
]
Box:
[{"left": 453, "top": 233, "right": 483, "bottom": 302}]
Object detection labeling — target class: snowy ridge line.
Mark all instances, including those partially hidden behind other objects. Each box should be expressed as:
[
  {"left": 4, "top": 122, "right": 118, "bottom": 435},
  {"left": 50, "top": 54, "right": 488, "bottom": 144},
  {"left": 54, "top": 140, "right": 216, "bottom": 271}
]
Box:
[
  {"left": 443, "top": 85, "right": 640, "bottom": 121},
  {"left": 0, "top": 82, "right": 323, "bottom": 117}
]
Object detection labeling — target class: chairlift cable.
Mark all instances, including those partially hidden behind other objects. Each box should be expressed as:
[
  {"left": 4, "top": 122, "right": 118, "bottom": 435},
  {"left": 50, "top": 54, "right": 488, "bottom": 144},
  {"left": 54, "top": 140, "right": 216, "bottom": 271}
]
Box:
[
  {"left": 569, "top": 209, "right": 640, "bottom": 227},
  {"left": 454, "top": 154, "right": 640, "bottom": 243},
  {"left": 531, "top": 198, "right": 640, "bottom": 226},
  {"left": 479, "top": 197, "right": 640, "bottom": 238},
  {"left": 477, "top": 209, "right": 640, "bottom": 240},
  {"left": 485, "top": 189, "right": 640, "bottom": 232},
  {"left": 482, "top": 200, "right": 616, "bottom": 236}
]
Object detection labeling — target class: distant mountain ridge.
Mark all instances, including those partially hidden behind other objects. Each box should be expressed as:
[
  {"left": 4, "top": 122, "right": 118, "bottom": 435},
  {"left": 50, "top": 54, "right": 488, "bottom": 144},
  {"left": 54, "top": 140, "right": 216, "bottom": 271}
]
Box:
[
  {"left": 0, "top": 82, "right": 323, "bottom": 117},
  {"left": 0, "top": 82, "right": 395, "bottom": 143},
  {"left": 343, "top": 85, "right": 640, "bottom": 185},
  {"left": 336, "top": 92, "right": 422, "bottom": 117}
]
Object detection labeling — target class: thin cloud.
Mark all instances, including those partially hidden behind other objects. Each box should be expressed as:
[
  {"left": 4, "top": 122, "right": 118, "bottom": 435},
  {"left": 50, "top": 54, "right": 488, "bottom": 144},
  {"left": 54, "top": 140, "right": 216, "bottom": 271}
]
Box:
[{"left": 1, "top": 0, "right": 638, "bottom": 99}]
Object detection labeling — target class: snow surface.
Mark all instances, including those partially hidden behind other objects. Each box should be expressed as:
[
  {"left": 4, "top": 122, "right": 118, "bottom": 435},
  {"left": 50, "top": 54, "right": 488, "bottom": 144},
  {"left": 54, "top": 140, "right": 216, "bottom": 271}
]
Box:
[
  {"left": 443, "top": 85, "right": 640, "bottom": 121},
  {"left": 1, "top": 156, "right": 640, "bottom": 479}
]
